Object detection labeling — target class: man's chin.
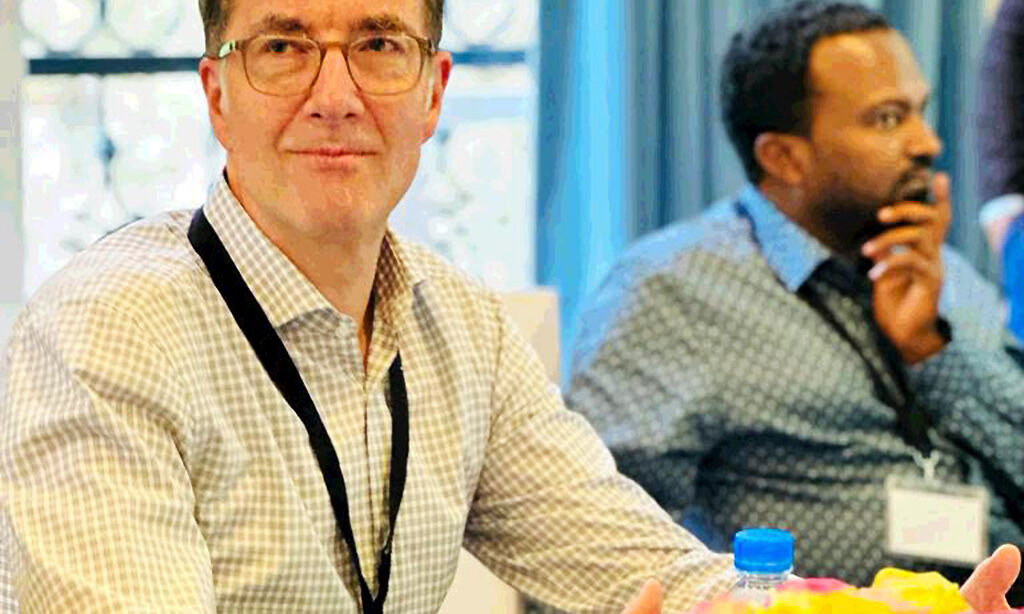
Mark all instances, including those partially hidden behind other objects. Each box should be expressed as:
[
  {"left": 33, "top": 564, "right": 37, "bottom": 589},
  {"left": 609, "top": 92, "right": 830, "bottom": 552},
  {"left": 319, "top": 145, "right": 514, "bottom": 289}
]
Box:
[
  {"left": 295, "top": 186, "right": 394, "bottom": 227},
  {"left": 289, "top": 166, "right": 368, "bottom": 201},
  {"left": 856, "top": 216, "right": 888, "bottom": 241}
]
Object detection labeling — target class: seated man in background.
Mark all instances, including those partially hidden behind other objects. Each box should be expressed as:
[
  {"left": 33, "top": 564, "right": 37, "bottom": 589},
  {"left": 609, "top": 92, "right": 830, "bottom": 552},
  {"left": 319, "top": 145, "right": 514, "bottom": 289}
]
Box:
[
  {"left": 569, "top": 0, "right": 1024, "bottom": 598},
  {"left": 978, "top": 0, "right": 1024, "bottom": 342}
]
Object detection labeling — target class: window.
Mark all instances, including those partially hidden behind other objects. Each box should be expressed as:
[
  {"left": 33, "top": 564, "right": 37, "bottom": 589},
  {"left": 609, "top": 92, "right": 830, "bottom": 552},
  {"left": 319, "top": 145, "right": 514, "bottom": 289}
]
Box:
[{"left": 19, "top": 0, "right": 538, "bottom": 294}]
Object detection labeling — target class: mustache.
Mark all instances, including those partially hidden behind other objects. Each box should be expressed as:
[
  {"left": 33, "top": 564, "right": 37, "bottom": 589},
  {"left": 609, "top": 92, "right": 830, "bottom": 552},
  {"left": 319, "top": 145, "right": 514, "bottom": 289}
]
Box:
[{"left": 891, "top": 160, "right": 934, "bottom": 203}]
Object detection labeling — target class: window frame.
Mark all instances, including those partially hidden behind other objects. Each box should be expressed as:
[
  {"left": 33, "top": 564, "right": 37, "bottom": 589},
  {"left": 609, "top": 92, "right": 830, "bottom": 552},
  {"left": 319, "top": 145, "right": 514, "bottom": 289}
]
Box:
[{"left": 26, "top": 50, "right": 527, "bottom": 76}]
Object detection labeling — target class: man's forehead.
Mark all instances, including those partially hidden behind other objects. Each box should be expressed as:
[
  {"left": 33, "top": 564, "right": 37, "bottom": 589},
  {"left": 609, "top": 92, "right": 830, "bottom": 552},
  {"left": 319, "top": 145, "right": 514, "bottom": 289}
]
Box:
[
  {"left": 227, "top": 0, "right": 428, "bottom": 36},
  {"left": 808, "top": 29, "right": 928, "bottom": 104}
]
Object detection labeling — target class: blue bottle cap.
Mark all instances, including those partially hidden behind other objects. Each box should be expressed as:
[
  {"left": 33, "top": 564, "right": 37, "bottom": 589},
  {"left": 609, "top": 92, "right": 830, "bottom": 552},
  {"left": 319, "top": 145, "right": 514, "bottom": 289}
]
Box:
[{"left": 733, "top": 528, "right": 793, "bottom": 573}]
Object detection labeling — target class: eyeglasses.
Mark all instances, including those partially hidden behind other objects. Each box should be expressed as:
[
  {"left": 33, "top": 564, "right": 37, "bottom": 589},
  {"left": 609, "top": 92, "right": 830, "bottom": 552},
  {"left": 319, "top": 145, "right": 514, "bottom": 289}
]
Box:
[{"left": 210, "top": 32, "right": 436, "bottom": 97}]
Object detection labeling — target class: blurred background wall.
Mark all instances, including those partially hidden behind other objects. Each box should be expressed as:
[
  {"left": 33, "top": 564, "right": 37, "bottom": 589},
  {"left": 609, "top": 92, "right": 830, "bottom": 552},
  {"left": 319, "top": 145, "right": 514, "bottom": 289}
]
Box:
[
  {"left": 5, "top": 0, "right": 539, "bottom": 323},
  {"left": 0, "top": 0, "right": 1009, "bottom": 374},
  {"left": 0, "top": 0, "right": 23, "bottom": 344}
]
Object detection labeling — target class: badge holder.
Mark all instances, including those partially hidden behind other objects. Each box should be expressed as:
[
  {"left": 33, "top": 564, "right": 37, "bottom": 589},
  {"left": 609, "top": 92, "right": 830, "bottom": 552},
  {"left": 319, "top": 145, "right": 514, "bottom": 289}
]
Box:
[{"left": 885, "top": 451, "right": 989, "bottom": 566}]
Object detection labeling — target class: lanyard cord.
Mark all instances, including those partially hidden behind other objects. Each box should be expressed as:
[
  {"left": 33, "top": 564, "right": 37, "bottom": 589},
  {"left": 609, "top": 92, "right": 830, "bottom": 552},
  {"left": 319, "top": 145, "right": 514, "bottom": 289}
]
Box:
[{"left": 188, "top": 209, "right": 408, "bottom": 614}]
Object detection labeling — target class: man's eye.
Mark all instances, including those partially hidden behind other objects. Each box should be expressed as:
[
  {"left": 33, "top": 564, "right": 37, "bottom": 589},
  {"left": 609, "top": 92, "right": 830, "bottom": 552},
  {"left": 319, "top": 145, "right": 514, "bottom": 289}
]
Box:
[
  {"left": 263, "top": 39, "right": 300, "bottom": 54},
  {"left": 874, "top": 109, "right": 905, "bottom": 130},
  {"left": 359, "top": 36, "right": 403, "bottom": 53}
]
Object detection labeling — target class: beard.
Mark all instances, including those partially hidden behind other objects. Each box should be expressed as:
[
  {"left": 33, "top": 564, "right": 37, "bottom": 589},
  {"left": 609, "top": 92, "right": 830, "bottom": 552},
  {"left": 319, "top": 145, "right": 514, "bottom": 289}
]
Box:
[{"left": 813, "top": 165, "right": 933, "bottom": 249}]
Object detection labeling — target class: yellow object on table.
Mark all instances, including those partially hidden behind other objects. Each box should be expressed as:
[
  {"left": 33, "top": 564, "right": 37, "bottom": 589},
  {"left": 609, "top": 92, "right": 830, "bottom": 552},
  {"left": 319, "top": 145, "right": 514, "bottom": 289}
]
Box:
[
  {"left": 871, "top": 568, "right": 968, "bottom": 614},
  {"left": 692, "top": 567, "right": 986, "bottom": 614}
]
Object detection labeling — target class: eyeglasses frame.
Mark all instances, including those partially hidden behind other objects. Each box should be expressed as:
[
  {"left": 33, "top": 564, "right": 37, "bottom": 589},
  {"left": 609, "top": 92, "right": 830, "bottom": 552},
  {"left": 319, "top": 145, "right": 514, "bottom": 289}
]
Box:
[{"left": 207, "top": 31, "right": 438, "bottom": 97}]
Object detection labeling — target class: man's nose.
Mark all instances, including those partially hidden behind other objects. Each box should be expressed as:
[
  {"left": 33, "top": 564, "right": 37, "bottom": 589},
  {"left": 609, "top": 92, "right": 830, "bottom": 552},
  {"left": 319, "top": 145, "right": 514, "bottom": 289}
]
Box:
[
  {"left": 304, "top": 47, "right": 366, "bottom": 118},
  {"left": 908, "top": 116, "right": 943, "bottom": 160}
]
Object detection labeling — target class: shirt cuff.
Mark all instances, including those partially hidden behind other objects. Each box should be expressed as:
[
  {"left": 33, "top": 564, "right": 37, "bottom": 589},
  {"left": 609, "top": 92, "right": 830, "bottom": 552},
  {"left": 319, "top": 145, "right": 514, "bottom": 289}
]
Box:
[
  {"left": 907, "top": 321, "right": 970, "bottom": 393},
  {"left": 907, "top": 332, "right": 1013, "bottom": 409}
]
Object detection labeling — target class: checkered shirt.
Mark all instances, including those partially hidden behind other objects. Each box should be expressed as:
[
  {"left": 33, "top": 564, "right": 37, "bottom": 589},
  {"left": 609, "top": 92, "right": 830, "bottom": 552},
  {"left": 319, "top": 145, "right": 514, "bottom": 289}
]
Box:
[{"left": 0, "top": 176, "right": 734, "bottom": 613}]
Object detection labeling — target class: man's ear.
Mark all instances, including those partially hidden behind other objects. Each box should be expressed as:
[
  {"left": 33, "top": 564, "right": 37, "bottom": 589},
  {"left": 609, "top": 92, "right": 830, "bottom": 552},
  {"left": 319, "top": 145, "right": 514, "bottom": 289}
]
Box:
[
  {"left": 199, "top": 57, "right": 231, "bottom": 150},
  {"left": 422, "top": 51, "right": 453, "bottom": 142},
  {"left": 753, "top": 132, "right": 813, "bottom": 186}
]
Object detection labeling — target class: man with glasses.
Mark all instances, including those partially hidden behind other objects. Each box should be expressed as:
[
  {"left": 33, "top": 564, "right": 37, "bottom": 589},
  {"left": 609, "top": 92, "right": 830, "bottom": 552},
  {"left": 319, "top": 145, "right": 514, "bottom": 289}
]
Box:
[
  {"left": 2, "top": 1, "right": 1019, "bottom": 612},
  {"left": 3, "top": 1, "right": 741, "bottom": 612}
]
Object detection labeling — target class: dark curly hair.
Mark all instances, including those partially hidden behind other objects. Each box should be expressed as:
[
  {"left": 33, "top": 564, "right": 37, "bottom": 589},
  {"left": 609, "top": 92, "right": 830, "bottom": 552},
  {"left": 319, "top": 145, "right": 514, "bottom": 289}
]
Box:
[{"left": 720, "top": 1, "right": 890, "bottom": 182}]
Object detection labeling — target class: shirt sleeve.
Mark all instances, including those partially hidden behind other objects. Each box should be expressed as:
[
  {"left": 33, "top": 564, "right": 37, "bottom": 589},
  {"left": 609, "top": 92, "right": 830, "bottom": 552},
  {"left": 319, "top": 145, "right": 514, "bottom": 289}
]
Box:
[
  {"left": 909, "top": 333, "right": 1024, "bottom": 520},
  {"left": 566, "top": 266, "right": 727, "bottom": 530},
  {"left": 907, "top": 252, "right": 1024, "bottom": 532},
  {"left": 1004, "top": 215, "right": 1024, "bottom": 342},
  {"left": 461, "top": 290, "right": 734, "bottom": 614},
  {"left": 1, "top": 299, "right": 215, "bottom": 613}
]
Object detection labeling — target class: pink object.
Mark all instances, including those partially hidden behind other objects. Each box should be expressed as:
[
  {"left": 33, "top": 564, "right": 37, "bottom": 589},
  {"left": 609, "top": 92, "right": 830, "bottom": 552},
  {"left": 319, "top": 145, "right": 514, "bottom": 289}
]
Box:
[{"left": 776, "top": 577, "right": 851, "bottom": 594}]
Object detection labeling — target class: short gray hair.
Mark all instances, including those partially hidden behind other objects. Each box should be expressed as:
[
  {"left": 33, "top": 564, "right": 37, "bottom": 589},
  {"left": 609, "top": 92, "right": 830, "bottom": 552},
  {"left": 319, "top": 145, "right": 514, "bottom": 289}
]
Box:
[{"left": 198, "top": 0, "right": 445, "bottom": 56}]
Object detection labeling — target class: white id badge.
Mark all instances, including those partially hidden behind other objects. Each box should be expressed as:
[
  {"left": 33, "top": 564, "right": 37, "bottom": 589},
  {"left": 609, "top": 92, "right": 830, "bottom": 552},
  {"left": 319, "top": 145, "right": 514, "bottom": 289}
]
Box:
[{"left": 885, "top": 474, "right": 989, "bottom": 566}]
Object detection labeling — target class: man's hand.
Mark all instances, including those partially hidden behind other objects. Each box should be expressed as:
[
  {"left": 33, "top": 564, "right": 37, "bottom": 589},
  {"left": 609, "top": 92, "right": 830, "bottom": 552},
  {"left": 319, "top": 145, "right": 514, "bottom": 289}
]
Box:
[
  {"left": 862, "top": 172, "right": 952, "bottom": 365},
  {"left": 621, "top": 579, "right": 662, "bottom": 614},
  {"left": 961, "top": 544, "right": 1021, "bottom": 611}
]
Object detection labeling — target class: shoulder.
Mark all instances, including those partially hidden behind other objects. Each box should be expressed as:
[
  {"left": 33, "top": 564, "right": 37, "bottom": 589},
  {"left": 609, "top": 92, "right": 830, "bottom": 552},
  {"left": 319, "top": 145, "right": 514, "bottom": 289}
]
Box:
[
  {"left": 939, "top": 246, "right": 1006, "bottom": 346},
  {"left": 940, "top": 246, "right": 999, "bottom": 302},
  {"left": 395, "top": 236, "right": 500, "bottom": 305},
  {"left": 614, "top": 201, "right": 757, "bottom": 283},
  {"left": 5, "top": 212, "right": 205, "bottom": 459},
  {"left": 17, "top": 210, "right": 207, "bottom": 355},
  {"left": 389, "top": 235, "right": 509, "bottom": 341},
  {"left": 572, "top": 202, "right": 764, "bottom": 360}
]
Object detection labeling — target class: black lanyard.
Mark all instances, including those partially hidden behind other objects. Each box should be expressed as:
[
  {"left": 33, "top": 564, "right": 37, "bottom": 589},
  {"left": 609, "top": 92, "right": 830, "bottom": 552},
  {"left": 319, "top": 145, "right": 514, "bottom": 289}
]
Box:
[
  {"left": 798, "top": 281, "right": 934, "bottom": 456},
  {"left": 800, "top": 268, "right": 1024, "bottom": 531},
  {"left": 187, "top": 209, "right": 408, "bottom": 614}
]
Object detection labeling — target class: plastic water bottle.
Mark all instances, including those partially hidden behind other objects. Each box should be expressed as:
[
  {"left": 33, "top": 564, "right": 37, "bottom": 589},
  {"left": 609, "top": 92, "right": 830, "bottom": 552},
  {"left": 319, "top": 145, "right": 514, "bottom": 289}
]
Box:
[{"left": 730, "top": 527, "right": 794, "bottom": 607}]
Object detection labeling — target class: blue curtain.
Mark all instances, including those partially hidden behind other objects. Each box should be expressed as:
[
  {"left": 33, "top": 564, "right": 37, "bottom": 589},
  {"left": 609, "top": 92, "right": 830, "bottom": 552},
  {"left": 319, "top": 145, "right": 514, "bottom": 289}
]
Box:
[{"left": 537, "top": 0, "right": 991, "bottom": 378}]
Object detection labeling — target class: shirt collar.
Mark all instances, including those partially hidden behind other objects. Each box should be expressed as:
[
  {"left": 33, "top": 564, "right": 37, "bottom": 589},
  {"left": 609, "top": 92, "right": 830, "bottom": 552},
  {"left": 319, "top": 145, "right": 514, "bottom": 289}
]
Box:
[
  {"left": 737, "top": 184, "right": 834, "bottom": 292},
  {"left": 202, "top": 173, "right": 427, "bottom": 330}
]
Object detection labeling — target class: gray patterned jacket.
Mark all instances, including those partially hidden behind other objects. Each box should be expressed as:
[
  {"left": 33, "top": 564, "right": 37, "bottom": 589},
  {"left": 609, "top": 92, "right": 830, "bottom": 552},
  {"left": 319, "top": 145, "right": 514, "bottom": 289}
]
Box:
[{"left": 568, "top": 185, "right": 1024, "bottom": 586}]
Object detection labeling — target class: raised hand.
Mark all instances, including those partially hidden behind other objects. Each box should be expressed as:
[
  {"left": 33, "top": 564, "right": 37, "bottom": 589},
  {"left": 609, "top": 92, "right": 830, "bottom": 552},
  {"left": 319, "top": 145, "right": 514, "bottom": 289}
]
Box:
[
  {"left": 861, "top": 172, "right": 952, "bottom": 364},
  {"left": 961, "top": 544, "right": 1021, "bottom": 612}
]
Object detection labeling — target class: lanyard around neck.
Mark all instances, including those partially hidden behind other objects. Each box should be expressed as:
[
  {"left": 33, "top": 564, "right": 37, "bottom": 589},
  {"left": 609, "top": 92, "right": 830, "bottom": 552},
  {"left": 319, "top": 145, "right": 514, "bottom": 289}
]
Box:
[
  {"left": 187, "top": 208, "right": 408, "bottom": 614},
  {"left": 798, "top": 280, "right": 933, "bottom": 457}
]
